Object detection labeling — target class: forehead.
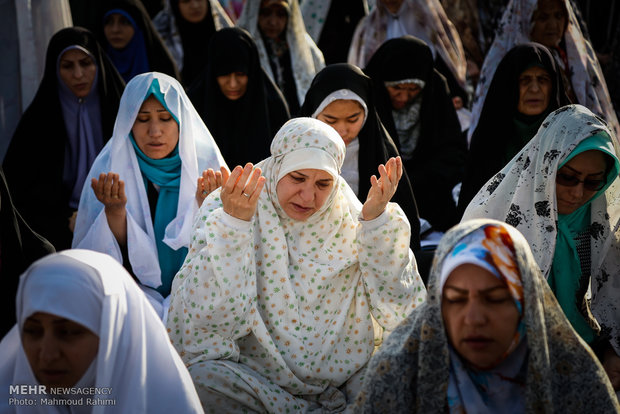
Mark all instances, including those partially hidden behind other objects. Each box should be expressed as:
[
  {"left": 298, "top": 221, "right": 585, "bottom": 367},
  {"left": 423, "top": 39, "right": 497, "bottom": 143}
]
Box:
[
  {"left": 60, "top": 48, "right": 90, "bottom": 62},
  {"left": 387, "top": 83, "right": 420, "bottom": 90},
  {"left": 536, "top": 0, "right": 565, "bottom": 13},
  {"left": 139, "top": 95, "right": 166, "bottom": 111},
  {"left": 562, "top": 149, "right": 607, "bottom": 173},
  {"left": 444, "top": 264, "right": 505, "bottom": 291},
  {"left": 291, "top": 168, "right": 333, "bottom": 180},
  {"left": 322, "top": 100, "right": 364, "bottom": 115},
  {"left": 520, "top": 66, "right": 550, "bottom": 77}
]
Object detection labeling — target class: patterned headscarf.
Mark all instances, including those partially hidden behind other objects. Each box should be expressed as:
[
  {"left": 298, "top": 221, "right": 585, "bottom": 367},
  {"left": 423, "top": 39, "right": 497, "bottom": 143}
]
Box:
[{"left": 352, "top": 218, "right": 618, "bottom": 413}]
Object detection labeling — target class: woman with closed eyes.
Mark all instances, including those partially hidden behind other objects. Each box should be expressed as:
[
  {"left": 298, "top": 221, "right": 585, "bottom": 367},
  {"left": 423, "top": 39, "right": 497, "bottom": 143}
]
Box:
[{"left": 461, "top": 104, "right": 620, "bottom": 391}]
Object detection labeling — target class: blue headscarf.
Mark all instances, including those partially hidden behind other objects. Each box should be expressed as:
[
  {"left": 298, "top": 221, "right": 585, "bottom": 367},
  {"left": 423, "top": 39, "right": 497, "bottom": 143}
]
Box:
[
  {"left": 130, "top": 79, "right": 186, "bottom": 296},
  {"left": 104, "top": 9, "right": 150, "bottom": 82},
  {"left": 548, "top": 132, "right": 620, "bottom": 343}
]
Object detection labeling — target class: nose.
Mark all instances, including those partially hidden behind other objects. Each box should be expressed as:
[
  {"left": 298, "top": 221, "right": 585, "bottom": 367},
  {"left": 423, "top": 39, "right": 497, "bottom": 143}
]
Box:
[
  {"left": 568, "top": 182, "right": 585, "bottom": 199},
  {"left": 39, "top": 334, "right": 61, "bottom": 364},
  {"left": 230, "top": 74, "right": 239, "bottom": 88},
  {"left": 298, "top": 183, "right": 315, "bottom": 203},
  {"left": 334, "top": 122, "right": 347, "bottom": 139},
  {"left": 529, "top": 79, "right": 541, "bottom": 92},
  {"left": 463, "top": 300, "right": 487, "bottom": 326},
  {"left": 148, "top": 120, "right": 162, "bottom": 137},
  {"left": 74, "top": 65, "right": 84, "bottom": 79}
]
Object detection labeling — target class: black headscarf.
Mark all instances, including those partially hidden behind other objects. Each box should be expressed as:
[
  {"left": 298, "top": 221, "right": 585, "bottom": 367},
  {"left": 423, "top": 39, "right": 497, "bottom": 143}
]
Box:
[
  {"left": 170, "top": 0, "right": 216, "bottom": 85},
  {"left": 299, "top": 63, "right": 421, "bottom": 249},
  {"left": 0, "top": 167, "right": 55, "bottom": 337},
  {"left": 188, "top": 27, "right": 290, "bottom": 169},
  {"left": 458, "top": 42, "right": 570, "bottom": 216},
  {"left": 3, "top": 27, "right": 125, "bottom": 251},
  {"left": 365, "top": 36, "right": 466, "bottom": 232},
  {"left": 99, "top": 0, "right": 180, "bottom": 81}
]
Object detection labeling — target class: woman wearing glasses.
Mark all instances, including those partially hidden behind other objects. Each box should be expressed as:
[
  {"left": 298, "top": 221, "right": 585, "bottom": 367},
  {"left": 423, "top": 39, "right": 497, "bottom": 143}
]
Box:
[{"left": 461, "top": 104, "right": 620, "bottom": 391}]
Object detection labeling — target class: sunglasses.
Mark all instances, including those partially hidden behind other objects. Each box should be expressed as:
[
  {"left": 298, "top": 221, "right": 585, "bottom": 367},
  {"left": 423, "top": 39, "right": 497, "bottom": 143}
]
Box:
[{"left": 555, "top": 172, "right": 606, "bottom": 191}]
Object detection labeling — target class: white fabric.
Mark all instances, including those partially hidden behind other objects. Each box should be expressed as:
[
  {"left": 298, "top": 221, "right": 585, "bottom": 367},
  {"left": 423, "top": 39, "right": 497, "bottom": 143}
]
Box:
[
  {"left": 0, "top": 249, "right": 202, "bottom": 414},
  {"left": 72, "top": 72, "right": 227, "bottom": 316},
  {"left": 468, "top": 0, "right": 620, "bottom": 141},
  {"left": 166, "top": 117, "right": 426, "bottom": 410},
  {"left": 236, "top": 0, "right": 325, "bottom": 105},
  {"left": 462, "top": 104, "right": 620, "bottom": 356},
  {"left": 342, "top": 138, "right": 360, "bottom": 195},
  {"left": 153, "top": 0, "right": 233, "bottom": 71},
  {"left": 347, "top": 0, "right": 466, "bottom": 90},
  {"left": 301, "top": 0, "right": 370, "bottom": 42}
]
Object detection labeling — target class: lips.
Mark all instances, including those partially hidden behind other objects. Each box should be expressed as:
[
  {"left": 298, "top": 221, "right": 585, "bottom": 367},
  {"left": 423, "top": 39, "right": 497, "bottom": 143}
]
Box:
[
  {"left": 291, "top": 203, "right": 313, "bottom": 213},
  {"left": 461, "top": 336, "right": 492, "bottom": 350},
  {"left": 38, "top": 369, "right": 69, "bottom": 383}
]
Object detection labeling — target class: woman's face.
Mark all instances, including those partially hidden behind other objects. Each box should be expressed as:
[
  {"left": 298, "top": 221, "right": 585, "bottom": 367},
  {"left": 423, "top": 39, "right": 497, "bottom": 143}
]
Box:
[
  {"left": 216, "top": 72, "right": 249, "bottom": 100},
  {"left": 386, "top": 83, "right": 422, "bottom": 110},
  {"left": 316, "top": 100, "right": 365, "bottom": 146},
  {"left": 517, "top": 66, "right": 552, "bottom": 116},
  {"left": 530, "top": 0, "right": 567, "bottom": 48},
  {"left": 276, "top": 168, "right": 334, "bottom": 221},
  {"left": 556, "top": 150, "right": 607, "bottom": 215},
  {"left": 104, "top": 13, "right": 135, "bottom": 50},
  {"left": 178, "top": 0, "right": 208, "bottom": 23},
  {"left": 258, "top": 0, "right": 288, "bottom": 40},
  {"left": 22, "top": 312, "right": 99, "bottom": 388},
  {"left": 58, "top": 49, "right": 97, "bottom": 98},
  {"left": 132, "top": 95, "right": 179, "bottom": 159},
  {"left": 442, "top": 264, "right": 520, "bottom": 370}
]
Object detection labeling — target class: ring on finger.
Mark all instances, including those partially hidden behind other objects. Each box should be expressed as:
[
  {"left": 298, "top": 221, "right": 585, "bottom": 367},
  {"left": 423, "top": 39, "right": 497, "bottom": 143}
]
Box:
[{"left": 242, "top": 192, "right": 251, "bottom": 197}]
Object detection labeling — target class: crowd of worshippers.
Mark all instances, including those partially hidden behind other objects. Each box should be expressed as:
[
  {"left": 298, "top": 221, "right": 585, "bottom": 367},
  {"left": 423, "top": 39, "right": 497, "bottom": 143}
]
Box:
[{"left": 1, "top": 0, "right": 620, "bottom": 412}]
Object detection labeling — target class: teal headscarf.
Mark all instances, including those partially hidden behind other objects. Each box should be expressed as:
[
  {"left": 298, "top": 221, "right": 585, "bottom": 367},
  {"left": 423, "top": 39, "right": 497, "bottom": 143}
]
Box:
[
  {"left": 130, "top": 79, "right": 187, "bottom": 296},
  {"left": 548, "top": 133, "right": 620, "bottom": 343}
]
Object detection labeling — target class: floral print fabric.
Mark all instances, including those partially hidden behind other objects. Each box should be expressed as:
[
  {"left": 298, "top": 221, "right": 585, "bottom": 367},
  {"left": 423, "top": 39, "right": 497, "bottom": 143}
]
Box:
[
  {"left": 352, "top": 218, "right": 618, "bottom": 413},
  {"left": 166, "top": 117, "right": 426, "bottom": 412}
]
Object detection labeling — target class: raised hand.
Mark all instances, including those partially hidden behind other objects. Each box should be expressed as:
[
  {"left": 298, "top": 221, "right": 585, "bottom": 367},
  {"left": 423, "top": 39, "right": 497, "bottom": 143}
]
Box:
[
  {"left": 362, "top": 156, "right": 403, "bottom": 221},
  {"left": 91, "top": 172, "right": 127, "bottom": 246},
  {"left": 196, "top": 168, "right": 223, "bottom": 206},
  {"left": 220, "top": 163, "right": 266, "bottom": 221},
  {"left": 91, "top": 172, "right": 127, "bottom": 213}
]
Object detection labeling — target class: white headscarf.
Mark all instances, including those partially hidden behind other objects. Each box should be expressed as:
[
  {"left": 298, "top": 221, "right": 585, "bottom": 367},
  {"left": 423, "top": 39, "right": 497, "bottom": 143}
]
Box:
[
  {"left": 0, "top": 249, "right": 202, "bottom": 414},
  {"left": 72, "top": 72, "right": 227, "bottom": 310},
  {"left": 236, "top": 0, "right": 325, "bottom": 104},
  {"left": 347, "top": 0, "right": 466, "bottom": 90},
  {"left": 469, "top": 0, "right": 619, "bottom": 141}
]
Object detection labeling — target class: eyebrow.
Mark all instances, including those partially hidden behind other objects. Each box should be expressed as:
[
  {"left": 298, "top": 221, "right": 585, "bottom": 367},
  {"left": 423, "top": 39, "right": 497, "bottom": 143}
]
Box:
[
  {"left": 323, "top": 111, "right": 362, "bottom": 120},
  {"left": 25, "top": 317, "right": 71, "bottom": 325},
  {"left": 563, "top": 165, "right": 605, "bottom": 176},
  {"left": 290, "top": 171, "right": 333, "bottom": 182},
  {"left": 138, "top": 108, "right": 170, "bottom": 114},
  {"left": 443, "top": 285, "right": 508, "bottom": 294}
]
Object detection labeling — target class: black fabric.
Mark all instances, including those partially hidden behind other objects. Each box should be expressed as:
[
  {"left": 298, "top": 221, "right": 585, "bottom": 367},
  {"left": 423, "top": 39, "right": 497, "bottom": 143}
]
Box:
[
  {"left": 457, "top": 43, "right": 570, "bottom": 217},
  {"left": 262, "top": 33, "right": 300, "bottom": 115},
  {"left": 98, "top": 0, "right": 180, "bottom": 81},
  {"left": 188, "top": 27, "right": 290, "bottom": 169},
  {"left": 316, "top": 0, "right": 367, "bottom": 64},
  {"left": 170, "top": 0, "right": 217, "bottom": 86},
  {"left": 3, "top": 27, "right": 125, "bottom": 251},
  {"left": 299, "top": 63, "right": 421, "bottom": 250},
  {"left": 364, "top": 36, "right": 466, "bottom": 232},
  {"left": 0, "top": 167, "right": 55, "bottom": 337}
]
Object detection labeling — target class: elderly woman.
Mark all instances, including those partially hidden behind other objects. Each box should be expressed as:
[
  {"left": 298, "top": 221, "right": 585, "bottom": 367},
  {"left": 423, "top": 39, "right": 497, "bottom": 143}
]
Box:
[
  {"left": 352, "top": 219, "right": 619, "bottom": 412},
  {"left": 364, "top": 35, "right": 467, "bottom": 233},
  {"left": 470, "top": 0, "right": 619, "bottom": 138},
  {"left": 188, "top": 27, "right": 290, "bottom": 168},
  {"left": 72, "top": 72, "right": 227, "bottom": 318},
  {"left": 457, "top": 42, "right": 570, "bottom": 215},
  {"left": 3, "top": 27, "right": 125, "bottom": 251},
  {"left": 166, "top": 117, "right": 426, "bottom": 411},
  {"left": 0, "top": 250, "right": 202, "bottom": 413},
  {"left": 462, "top": 104, "right": 620, "bottom": 391},
  {"left": 236, "top": 0, "right": 325, "bottom": 114}
]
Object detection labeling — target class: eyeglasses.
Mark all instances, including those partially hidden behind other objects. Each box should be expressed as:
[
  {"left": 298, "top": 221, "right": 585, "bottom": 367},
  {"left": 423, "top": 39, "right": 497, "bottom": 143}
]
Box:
[{"left": 555, "top": 172, "right": 606, "bottom": 191}]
